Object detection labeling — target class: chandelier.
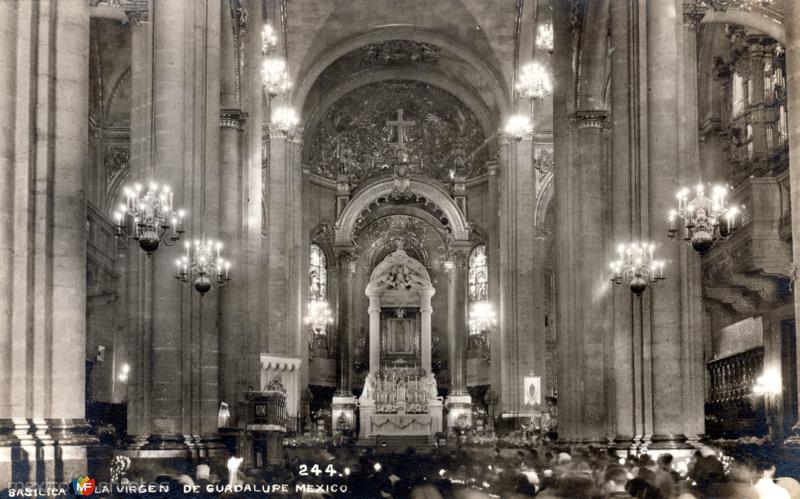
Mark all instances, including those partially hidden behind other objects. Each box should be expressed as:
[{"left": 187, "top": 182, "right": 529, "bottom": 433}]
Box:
[
  {"left": 468, "top": 301, "right": 496, "bottom": 334},
  {"left": 175, "top": 239, "right": 231, "bottom": 295},
  {"left": 304, "top": 300, "right": 334, "bottom": 332},
  {"left": 271, "top": 105, "right": 300, "bottom": 130},
  {"left": 261, "top": 23, "right": 278, "bottom": 53},
  {"left": 261, "top": 23, "right": 291, "bottom": 99},
  {"left": 114, "top": 182, "right": 185, "bottom": 256},
  {"left": 536, "top": 23, "right": 554, "bottom": 55},
  {"left": 516, "top": 62, "right": 552, "bottom": 101},
  {"left": 504, "top": 114, "right": 533, "bottom": 141},
  {"left": 668, "top": 183, "right": 740, "bottom": 253},
  {"left": 609, "top": 242, "right": 666, "bottom": 296}
]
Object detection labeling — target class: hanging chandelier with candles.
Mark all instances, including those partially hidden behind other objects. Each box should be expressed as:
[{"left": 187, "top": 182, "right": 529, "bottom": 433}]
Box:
[
  {"left": 610, "top": 242, "right": 666, "bottom": 296},
  {"left": 668, "top": 183, "right": 740, "bottom": 253},
  {"left": 505, "top": 58, "right": 552, "bottom": 141},
  {"left": 304, "top": 300, "right": 334, "bottom": 336},
  {"left": 504, "top": 114, "right": 534, "bottom": 141},
  {"left": 515, "top": 62, "right": 552, "bottom": 101},
  {"left": 536, "top": 23, "right": 554, "bottom": 54},
  {"left": 271, "top": 105, "right": 300, "bottom": 131},
  {"left": 468, "top": 301, "right": 497, "bottom": 335},
  {"left": 262, "top": 23, "right": 291, "bottom": 99},
  {"left": 175, "top": 239, "right": 231, "bottom": 295},
  {"left": 114, "top": 182, "right": 185, "bottom": 256}
]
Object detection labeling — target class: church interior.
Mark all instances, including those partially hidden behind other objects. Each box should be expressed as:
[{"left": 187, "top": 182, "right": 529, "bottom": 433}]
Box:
[{"left": 3, "top": 0, "right": 800, "bottom": 496}]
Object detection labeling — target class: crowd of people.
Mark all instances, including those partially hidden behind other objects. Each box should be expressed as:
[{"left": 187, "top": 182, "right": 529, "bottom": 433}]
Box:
[{"left": 98, "top": 442, "right": 800, "bottom": 498}]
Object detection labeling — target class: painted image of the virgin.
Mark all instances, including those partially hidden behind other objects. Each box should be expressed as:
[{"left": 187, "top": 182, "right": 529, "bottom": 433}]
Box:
[{"left": 523, "top": 376, "right": 541, "bottom": 407}]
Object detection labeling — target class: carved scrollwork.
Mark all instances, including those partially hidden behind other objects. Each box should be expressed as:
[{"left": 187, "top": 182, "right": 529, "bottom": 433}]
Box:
[{"left": 104, "top": 146, "right": 130, "bottom": 183}]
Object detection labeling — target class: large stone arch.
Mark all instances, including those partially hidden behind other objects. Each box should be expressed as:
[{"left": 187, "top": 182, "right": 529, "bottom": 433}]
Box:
[
  {"left": 335, "top": 176, "right": 470, "bottom": 246},
  {"left": 700, "top": 9, "right": 785, "bottom": 44},
  {"left": 291, "top": 26, "right": 511, "bottom": 116}
]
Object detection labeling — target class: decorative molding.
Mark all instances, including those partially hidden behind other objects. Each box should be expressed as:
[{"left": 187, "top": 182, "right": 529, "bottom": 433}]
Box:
[
  {"left": 89, "top": 117, "right": 130, "bottom": 140},
  {"left": 534, "top": 148, "right": 553, "bottom": 173},
  {"left": 335, "top": 176, "right": 471, "bottom": 245},
  {"left": 367, "top": 248, "right": 433, "bottom": 294},
  {"left": 220, "top": 109, "right": 248, "bottom": 129},
  {"left": 570, "top": 109, "right": 609, "bottom": 129},
  {"left": 265, "top": 124, "right": 304, "bottom": 143}
]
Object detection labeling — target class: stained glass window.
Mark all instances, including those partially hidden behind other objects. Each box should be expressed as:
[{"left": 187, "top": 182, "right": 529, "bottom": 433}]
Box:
[
  {"left": 468, "top": 245, "right": 488, "bottom": 302},
  {"left": 309, "top": 244, "right": 327, "bottom": 301}
]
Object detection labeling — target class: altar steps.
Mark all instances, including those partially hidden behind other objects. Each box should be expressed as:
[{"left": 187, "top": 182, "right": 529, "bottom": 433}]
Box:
[{"left": 358, "top": 435, "right": 435, "bottom": 452}]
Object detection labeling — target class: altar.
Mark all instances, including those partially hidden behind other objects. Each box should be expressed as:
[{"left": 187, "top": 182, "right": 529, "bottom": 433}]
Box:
[{"left": 357, "top": 247, "right": 443, "bottom": 438}]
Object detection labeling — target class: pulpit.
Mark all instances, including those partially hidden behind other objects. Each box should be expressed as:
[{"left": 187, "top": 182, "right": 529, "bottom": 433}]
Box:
[{"left": 239, "top": 382, "right": 288, "bottom": 469}]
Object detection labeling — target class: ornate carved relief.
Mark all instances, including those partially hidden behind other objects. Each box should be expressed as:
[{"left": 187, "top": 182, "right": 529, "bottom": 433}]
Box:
[
  {"left": 304, "top": 81, "right": 489, "bottom": 183},
  {"left": 104, "top": 146, "right": 129, "bottom": 183},
  {"left": 358, "top": 215, "right": 446, "bottom": 269},
  {"left": 360, "top": 41, "right": 440, "bottom": 67}
]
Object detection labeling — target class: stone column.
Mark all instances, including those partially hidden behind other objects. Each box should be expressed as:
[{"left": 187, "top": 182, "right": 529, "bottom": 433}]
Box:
[
  {"left": 646, "top": 0, "right": 691, "bottom": 449},
  {"left": 445, "top": 249, "right": 471, "bottom": 430},
  {"left": 124, "top": 17, "right": 152, "bottom": 448},
  {"left": 609, "top": 0, "right": 637, "bottom": 450},
  {"left": 420, "top": 288, "right": 435, "bottom": 373},
  {"left": 218, "top": 110, "right": 246, "bottom": 414},
  {"left": 332, "top": 250, "right": 357, "bottom": 431},
  {"left": 368, "top": 293, "right": 381, "bottom": 372},
  {"left": 498, "top": 132, "right": 537, "bottom": 414},
  {"left": 564, "top": 110, "right": 612, "bottom": 445},
  {"left": 679, "top": 9, "right": 707, "bottom": 445},
  {"left": 446, "top": 249, "right": 469, "bottom": 395},
  {"left": 0, "top": 0, "right": 96, "bottom": 481},
  {"left": 263, "top": 125, "right": 304, "bottom": 356},
  {"left": 145, "top": 0, "right": 188, "bottom": 449},
  {"left": 335, "top": 251, "right": 356, "bottom": 395},
  {"left": 218, "top": 0, "right": 246, "bottom": 417},
  {"left": 486, "top": 160, "right": 502, "bottom": 396},
  {"left": 0, "top": 0, "right": 15, "bottom": 433},
  {"left": 785, "top": 0, "right": 800, "bottom": 443}
]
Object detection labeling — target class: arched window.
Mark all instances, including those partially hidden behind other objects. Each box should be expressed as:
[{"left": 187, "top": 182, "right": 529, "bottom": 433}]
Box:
[
  {"left": 468, "top": 245, "right": 488, "bottom": 302},
  {"left": 309, "top": 244, "right": 327, "bottom": 301}
]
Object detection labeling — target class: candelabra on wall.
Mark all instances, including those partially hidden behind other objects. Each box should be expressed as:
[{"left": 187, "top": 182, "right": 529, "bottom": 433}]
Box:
[
  {"left": 113, "top": 182, "right": 185, "bottom": 256},
  {"left": 609, "top": 242, "right": 666, "bottom": 296},
  {"left": 668, "top": 183, "right": 740, "bottom": 253}
]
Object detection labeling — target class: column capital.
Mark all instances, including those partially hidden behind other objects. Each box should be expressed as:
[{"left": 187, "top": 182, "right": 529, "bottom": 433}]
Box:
[
  {"left": 265, "top": 124, "right": 304, "bottom": 143},
  {"left": 570, "top": 109, "right": 610, "bottom": 130},
  {"left": 486, "top": 160, "right": 500, "bottom": 176},
  {"left": 498, "top": 132, "right": 533, "bottom": 145},
  {"left": 220, "top": 109, "right": 248, "bottom": 130}
]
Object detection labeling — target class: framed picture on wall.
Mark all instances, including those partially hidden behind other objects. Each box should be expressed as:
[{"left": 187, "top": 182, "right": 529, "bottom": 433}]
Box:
[{"left": 523, "top": 375, "right": 541, "bottom": 407}]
